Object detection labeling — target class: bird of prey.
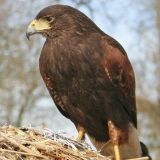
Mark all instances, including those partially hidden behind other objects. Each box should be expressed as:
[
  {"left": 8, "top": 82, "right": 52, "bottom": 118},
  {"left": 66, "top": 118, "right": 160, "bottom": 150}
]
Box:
[{"left": 26, "top": 5, "right": 151, "bottom": 160}]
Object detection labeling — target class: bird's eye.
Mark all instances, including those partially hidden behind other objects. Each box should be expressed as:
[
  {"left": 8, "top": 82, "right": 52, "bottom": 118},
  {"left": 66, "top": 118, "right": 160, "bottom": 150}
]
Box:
[{"left": 45, "top": 16, "right": 54, "bottom": 23}]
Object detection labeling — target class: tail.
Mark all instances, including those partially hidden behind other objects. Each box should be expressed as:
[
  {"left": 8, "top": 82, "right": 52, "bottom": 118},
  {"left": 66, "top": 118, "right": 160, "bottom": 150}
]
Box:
[{"left": 140, "top": 141, "right": 152, "bottom": 160}]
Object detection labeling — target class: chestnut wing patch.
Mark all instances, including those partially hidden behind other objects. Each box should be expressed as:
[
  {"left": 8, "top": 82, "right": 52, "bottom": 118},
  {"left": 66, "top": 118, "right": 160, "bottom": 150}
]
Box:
[{"left": 101, "top": 37, "right": 137, "bottom": 128}]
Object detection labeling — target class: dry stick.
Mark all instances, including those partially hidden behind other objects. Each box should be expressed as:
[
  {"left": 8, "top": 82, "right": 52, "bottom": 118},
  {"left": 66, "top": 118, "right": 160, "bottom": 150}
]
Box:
[
  {"left": 22, "top": 140, "right": 58, "bottom": 150},
  {"left": 0, "top": 156, "right": 9, "bottom": 160},
  {"left": 0, "top": 133, "right": 32, "bottom": 153},
  {"left": 40, "top": 150, "right": 65, "bottom": 160},
  {"left": 126, "top": 157, "right": 149, "bottom": 160},
  {"left": 0, "top": 149, "right": 48, "bottom": 159},
  {"left": 24, "top": 139, "right": 109, "bottom": 160},
  {"left": 0, "top": 132, "right": 47, "bottom": 159},
  {"left": 19, "top": 138, "right": 100, "bottom": 160},
  {"left": 0, "top": 132, "right": 34, "bottom": 153}
]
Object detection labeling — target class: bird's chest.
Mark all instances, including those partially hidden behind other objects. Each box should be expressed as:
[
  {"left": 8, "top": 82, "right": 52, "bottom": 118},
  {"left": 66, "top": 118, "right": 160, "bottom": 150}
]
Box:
[{"left": 39, "top": 47, "right": 100, "bottom": 105}]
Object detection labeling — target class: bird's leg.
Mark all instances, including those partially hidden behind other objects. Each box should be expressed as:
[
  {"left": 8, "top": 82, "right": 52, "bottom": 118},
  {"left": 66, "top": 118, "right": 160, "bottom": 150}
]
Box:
[
  {"left": 76, "top": 124, "right": 85, "bottom": 141},
  {"left": 108, "top": 121, "right": 121, "bottom": 160}
]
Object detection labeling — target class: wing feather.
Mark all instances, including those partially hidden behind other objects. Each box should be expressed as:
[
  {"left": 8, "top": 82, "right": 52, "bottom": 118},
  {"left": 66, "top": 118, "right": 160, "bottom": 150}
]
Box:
[{"left": 101, "top": 36, "right": 137, "bottom": 127}]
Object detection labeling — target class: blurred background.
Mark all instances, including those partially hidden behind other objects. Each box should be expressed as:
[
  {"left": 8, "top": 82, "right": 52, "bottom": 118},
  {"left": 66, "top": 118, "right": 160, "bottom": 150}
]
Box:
[{"left": 0, "top": 0, "right": 159, "bottom": 159}]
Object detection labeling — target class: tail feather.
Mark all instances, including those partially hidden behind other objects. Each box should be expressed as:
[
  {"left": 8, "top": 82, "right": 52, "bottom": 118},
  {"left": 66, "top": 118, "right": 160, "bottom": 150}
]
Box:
[{"left": 140, "top": 142, "right": 152, "bottom": 160}]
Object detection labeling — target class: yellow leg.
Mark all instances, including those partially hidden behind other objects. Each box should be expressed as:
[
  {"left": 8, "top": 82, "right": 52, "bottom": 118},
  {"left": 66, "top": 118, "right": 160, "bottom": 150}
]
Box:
[
  {"left": 108, "top": 121, "right": 121, "bottom": 160},
  {"left": 76, "top": 124, "right": 85, "bottom": 141},
  {"left": 114, "top": 144, "right": 121, "bottom": 160}
]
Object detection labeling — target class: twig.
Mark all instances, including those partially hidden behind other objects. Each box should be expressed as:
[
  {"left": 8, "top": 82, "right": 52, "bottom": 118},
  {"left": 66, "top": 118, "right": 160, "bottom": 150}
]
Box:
[
  {"left": 126, "top": 156, "right": 149, "bottom": 160},
  {"left": 0, "top": 156, "right": 9, "bottom": 160},
  {"left": 0, "top": 132, "right": 34, "bottom": 153},
  {"left": 0, "top": 149, "right": 48, "bottom": 159}
]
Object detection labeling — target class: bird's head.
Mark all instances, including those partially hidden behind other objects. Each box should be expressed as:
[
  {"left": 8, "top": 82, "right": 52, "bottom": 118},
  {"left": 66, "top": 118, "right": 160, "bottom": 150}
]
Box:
[{"left": 26, "top": 5, "right": 100, "bottom": 40}]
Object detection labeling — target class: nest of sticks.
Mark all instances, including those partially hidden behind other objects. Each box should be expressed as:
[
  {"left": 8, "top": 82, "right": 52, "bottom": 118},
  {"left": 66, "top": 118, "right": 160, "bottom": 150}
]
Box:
[
  {"left": 0, "top": 125, "right": 149, "bottom": 160},
  {"left": 0, "top": 125, "right": 110, "bottom": 160}
]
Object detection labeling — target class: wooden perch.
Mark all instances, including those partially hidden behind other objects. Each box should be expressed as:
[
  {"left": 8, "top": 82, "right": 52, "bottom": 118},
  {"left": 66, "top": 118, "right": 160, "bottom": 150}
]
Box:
[{"left": 0, "top": 125, "right": 149, "bottom": 160}]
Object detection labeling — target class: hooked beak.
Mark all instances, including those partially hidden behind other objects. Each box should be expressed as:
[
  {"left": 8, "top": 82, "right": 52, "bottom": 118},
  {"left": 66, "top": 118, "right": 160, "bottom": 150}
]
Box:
[
  {"left": 26, "top": 19, "right": 51, "bottom": 40},
  {"left": 26, "top": 26, "right": 37, "bottom": 40},
  {"left": 26, "top": 20, "right": 38, "bottom": 40}
]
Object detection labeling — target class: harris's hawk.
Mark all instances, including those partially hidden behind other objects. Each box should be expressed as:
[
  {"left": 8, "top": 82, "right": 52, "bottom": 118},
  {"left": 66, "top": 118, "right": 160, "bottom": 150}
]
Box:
[{"left": 26, "top": 5, "right": 151, "bottom": 160}]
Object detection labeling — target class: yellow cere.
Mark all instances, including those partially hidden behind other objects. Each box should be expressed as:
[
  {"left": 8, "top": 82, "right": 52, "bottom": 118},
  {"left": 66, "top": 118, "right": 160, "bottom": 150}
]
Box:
[{"left": 29, "top": 19, "right": 51, "bottom": 31}]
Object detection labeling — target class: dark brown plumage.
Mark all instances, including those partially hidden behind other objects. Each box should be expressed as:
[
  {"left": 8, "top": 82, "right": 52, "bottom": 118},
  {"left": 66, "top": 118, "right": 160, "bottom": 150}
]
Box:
[{"left": 26, "top": 5, "right": 151, "bottom": 159}]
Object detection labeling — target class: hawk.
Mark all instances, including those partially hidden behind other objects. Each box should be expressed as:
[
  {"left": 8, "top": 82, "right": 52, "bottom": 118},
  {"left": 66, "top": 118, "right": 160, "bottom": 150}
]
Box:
[{"left": 26, "top": 5, "right": 151, "bottom": 160}]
